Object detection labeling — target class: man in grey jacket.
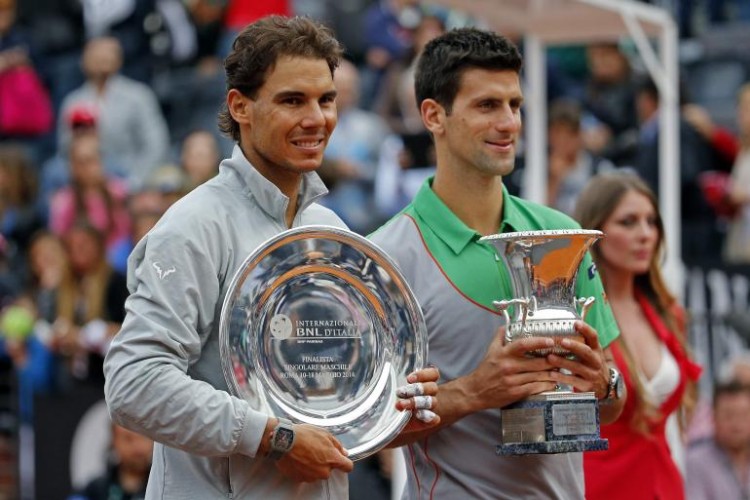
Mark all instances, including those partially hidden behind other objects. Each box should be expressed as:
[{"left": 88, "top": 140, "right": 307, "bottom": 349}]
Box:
[
  {"left": 58, "top": 36, "right": 170, "bottom": 191},
  {"left": 104, "top": 16, "right": 438, "bottom": 499}
]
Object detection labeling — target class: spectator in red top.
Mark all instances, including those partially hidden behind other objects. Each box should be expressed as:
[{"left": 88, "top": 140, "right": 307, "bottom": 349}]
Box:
[
  {"left": 217, "top": 0, "right": 290, "bottom": 58},
  {"left": 48, "top": 134, "right": 130, "bottom": 254},
  {"left": 576, "top": 172, "right": 702, "bottom": 500}
]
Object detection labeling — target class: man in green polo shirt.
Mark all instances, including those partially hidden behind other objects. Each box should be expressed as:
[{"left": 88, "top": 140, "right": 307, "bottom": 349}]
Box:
[{"left": 370, "top": 28, "right": 626, "bottom": 499}]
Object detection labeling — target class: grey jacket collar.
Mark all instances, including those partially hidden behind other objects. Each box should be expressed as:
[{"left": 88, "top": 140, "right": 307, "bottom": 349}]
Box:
[{"left": 220, "top": 145, "right": 329, "bottom": 225}]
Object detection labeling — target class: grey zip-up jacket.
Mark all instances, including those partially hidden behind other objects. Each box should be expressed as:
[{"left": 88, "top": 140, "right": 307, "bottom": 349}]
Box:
[{"left": 104, "top": 146, "right": 348, "bottom": 499}]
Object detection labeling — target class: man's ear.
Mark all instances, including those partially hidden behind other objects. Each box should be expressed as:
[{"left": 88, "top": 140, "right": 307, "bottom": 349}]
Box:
[
  {"left": 227, "top": 89, "right": 252, "bottom": 127},
  {"left": 421, "top": 99, "right": 445, "bottom": 136}
]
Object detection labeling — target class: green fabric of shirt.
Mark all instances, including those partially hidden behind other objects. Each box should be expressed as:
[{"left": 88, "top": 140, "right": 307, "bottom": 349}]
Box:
[{"left": 400, "top": 178, "right": 619, "bottom": 348}]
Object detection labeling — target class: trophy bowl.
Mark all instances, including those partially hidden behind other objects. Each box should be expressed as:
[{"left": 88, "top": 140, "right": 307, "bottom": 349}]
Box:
[
  {"left": 480, "top": 229, "right": 603, "bottom": 357},
  {"left": 219, "top": 226, "right": 427, "bottom": 461},
  {"left": 479, "top": 229, "right": 608, "bottom": 455}
]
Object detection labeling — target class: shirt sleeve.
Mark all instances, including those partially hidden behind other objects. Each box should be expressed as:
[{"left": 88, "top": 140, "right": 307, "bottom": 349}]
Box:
[
  {"left": 103, "top": 219, "right": 268, "bottom": 458},
  {"left": 128, "top": 84, "right": 170, "bottom": 186},
  {"left": 684, "top": 448, "right": 714, "bottom": 500},
  {"left": 575, "top": 251, "right": 619, "bottom": 348}
]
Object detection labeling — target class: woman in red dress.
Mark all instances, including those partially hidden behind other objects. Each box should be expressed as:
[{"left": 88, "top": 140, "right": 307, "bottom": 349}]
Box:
[{"left": 575, "top": 172, "right": 701, "bottom": 500}]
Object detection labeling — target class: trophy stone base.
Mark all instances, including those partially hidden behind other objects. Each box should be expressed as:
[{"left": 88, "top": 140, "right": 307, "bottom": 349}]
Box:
[{"left": 497, "top": 392, "right": 609, "bottom": 456}]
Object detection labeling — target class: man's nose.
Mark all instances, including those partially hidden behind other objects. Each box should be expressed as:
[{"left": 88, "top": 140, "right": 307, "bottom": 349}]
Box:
[{"left": 301, "top": 102, "right": 326, "bottom": 128}]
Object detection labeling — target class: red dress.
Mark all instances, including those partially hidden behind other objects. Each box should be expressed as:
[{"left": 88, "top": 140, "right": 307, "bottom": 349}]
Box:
[{"left": 584, "top": 293, "right": 702, "bottom": 500}]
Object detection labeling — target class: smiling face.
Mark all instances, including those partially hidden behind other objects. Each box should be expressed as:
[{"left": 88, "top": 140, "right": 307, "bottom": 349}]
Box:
[
  {"left": 431, "top": 68, "right": 523, "bottom": 179},
  {"left": 229, "top": 55, "right": 337, "bottom": 188},
  {"left": 69, "top": 135, "right": 105, "bottom": 187},
  {"left": 65, "top": 226, "right": 105, "bottom": 275},
  {"left": 715, "top": 389, "right": 750, "bottom": 453},
  {"left": 29, "top": 234, "right": 67, "bottom": 281},
  {"left": 181, "top": 131, "right": 219, "bottom": 185},
  {"left": 598, "top": 189, "right": 660, "bottom": 276},
  {"left": 82, "top": 37, "right": 123, "bottom": 84}
]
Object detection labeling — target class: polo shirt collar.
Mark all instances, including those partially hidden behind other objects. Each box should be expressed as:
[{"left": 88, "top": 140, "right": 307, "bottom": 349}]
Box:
[
  {"left": 499, "top": 184, "right": 535, "bottom": 234},
  {"left": 412, "top": 177, "right": 538, "bottom": 254}
]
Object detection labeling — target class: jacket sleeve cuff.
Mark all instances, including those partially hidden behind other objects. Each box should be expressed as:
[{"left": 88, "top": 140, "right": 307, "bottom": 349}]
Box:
[{"left": 235, "top": 407, "right": 271, "bottom": 458}]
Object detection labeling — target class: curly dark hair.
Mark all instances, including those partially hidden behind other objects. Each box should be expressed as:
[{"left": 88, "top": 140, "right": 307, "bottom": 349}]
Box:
[
  {"left": 218, "top": 15, "right": 344, "bottom": 142},
  {"left": 414, "top": 28, "right": 522, "bottom": 114}
]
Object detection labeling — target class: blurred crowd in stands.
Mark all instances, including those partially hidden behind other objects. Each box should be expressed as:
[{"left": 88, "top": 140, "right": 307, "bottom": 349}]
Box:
[{"left": 1, "top": 0, "right": 750, "bottom": 498}]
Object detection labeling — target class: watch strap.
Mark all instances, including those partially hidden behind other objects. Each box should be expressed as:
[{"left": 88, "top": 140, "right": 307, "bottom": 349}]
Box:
[{"left": 605, "top": 367, "right": 622, "bottom": 401}]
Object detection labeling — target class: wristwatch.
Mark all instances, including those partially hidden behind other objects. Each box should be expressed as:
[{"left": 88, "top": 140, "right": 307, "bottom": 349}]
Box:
[
  {"left": 604, "top": 367, "right": 624, "bottom": 401},
  {"left": 267, "top": 418, "right": 295, "bottom": 460}
]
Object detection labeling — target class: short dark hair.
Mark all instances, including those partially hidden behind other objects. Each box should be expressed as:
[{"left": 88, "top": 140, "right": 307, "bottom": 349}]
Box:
[
  {"left": 548, "top": 99, "right": 582, "bottom": 131},
  {"left": 414, "top": 28, "right": 522, "bottom": 114},
  {"left": 713, "top": 380, "right": 750, "bottom": 408},
  {"left": 636, "top": 77, "right": 659, "bottom": 103},
  {"left": 637, "top": 76, "right": 691, "bottom": 106},
  {"left": 218, "top": 16, "right": 343, "bottom": 142}
]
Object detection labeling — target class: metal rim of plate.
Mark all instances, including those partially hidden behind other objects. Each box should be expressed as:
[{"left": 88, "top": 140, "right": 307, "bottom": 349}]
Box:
[
  {"left": 479, "top": 229, "right": 604, "bottom": 242},
  {"left": 219, "top": 225, "right": 427, "bottom": 461}
]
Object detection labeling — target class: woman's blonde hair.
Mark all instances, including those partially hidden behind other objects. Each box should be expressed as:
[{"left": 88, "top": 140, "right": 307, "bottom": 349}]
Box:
[
  {"left": 574, "top": 170, "right": 697, "bottom": 432},
  {"left": 57, "top": 223, "right": 112, "bottom": 324}
]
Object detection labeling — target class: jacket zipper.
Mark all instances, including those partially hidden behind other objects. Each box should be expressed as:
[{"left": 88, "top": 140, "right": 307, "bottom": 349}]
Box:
[{"left": 226, "top": 456, "right": 233, "bottom": 498}]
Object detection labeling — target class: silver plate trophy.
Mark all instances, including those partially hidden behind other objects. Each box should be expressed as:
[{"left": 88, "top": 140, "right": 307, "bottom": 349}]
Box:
[
  {"left": 219, "top": 226, "right": 427, "bottom": 461},
  {"left": 480, "top": 229, "right": 609, "bottom": 455}
]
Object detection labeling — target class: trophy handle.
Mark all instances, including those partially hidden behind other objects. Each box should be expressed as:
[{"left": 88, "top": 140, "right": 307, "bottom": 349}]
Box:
[
  {"left": 493, "top": 298, "right": 531, "bottom": 343},
  {"left": 576, "top": 297, "right": 596, "bottom": 321}
]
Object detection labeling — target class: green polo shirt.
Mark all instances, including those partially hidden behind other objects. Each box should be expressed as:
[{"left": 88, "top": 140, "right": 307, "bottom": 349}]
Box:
[
  {"left": 378, "top": 178, "right": 619, "bottom": 348},
  {"left": 370, "top": 177, "right": 619, "bottom": 499}
]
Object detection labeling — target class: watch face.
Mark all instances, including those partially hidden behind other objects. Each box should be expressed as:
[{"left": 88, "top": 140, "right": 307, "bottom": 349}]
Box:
[{"left": 274, "top": 427, "right": 294, "bottom": 451}]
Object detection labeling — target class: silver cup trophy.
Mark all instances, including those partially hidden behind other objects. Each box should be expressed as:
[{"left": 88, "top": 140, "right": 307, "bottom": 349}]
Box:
[
  {"left": 219, "top": 226, "right": 427, "bottom": 461},
  {"left": 479, "top": 229, "right": 609, "bottom": 455}
]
